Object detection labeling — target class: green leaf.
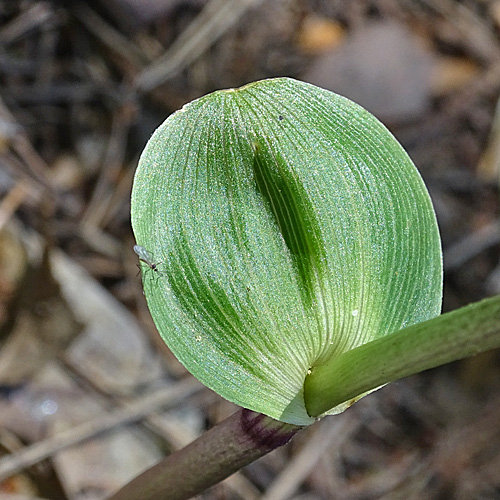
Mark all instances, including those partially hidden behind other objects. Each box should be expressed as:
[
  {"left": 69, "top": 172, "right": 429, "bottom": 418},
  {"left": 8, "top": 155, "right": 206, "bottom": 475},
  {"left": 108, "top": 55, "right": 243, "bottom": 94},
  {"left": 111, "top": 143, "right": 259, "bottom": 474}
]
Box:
[{"left": 131, "top": 78, "right": 442, "bottom": 425}]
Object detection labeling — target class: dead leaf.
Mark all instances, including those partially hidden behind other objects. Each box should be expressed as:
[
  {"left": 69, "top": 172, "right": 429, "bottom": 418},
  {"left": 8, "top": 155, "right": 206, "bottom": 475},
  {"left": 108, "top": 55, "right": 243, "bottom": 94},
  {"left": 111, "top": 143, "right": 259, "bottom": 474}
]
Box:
[
  {"left": 30, "top": 365, "right": 163, "bottom": 500},
  {"left": 303, "top": 21, "right": 435, "bottom": 123},
  {"left": 296, "top": 15, "right": 345, "bottom": 54},
  {"left": 430, "top": 56, "right": 481, "bottom": 96},
  {"left": 0, "top": 234, "right": 81, "bottom": 385},
  {"left": 51, "top": 251, "right": 163, "bottom": 394}
]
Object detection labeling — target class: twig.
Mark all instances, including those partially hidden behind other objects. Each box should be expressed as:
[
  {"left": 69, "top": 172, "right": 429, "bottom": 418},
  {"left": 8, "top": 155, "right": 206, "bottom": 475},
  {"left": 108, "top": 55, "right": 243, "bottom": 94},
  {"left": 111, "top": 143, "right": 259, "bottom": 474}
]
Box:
[
  {"left": 0, "top": 377, "right": 202, "bottom": 482},
  {"left": 0, "top": 96, "right": 52, "bottom": 189},
  {"left": 0, "top": 179, "right": 33, "bottom": 231},
  {"left": 72, "top": 3, "right": 149, "bottom": 69},
  {"left": 0, "top": 2, "right": 56, "bottom": 45},
  {"left": 81, "top": 103, "right": 135, "bottom": 230},
  {"left": 62, "top": 353, "right": 261, "bottom": 500},
  {"left": 135, "top": 0, "right": 265, "bottom": 92},
  {"left": 79, "top": 102, "right": 137, "bottom": 257},
  {"left": 408, "top": 0, "right": 500, "bottom": 63},
  {"left": 261, "top": 417, "right": 356, "bottom": 500}
]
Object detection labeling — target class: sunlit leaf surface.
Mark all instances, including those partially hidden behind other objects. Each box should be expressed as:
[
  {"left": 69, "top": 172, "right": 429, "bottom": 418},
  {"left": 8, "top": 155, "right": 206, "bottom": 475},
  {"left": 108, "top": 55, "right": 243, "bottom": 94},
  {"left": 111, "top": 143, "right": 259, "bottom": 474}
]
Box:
[{"left": 131, "top": 78, "right": 442, "bottom": 424}]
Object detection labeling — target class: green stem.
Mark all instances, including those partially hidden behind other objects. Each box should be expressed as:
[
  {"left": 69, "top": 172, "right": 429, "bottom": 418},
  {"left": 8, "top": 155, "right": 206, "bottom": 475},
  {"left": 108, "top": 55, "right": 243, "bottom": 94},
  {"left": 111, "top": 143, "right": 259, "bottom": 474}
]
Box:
[
  {"left": 107, "top": 408, "right": 301, "bottom": 500},
  {"left": 304, "top": 294, "right": 500, "bottom": 417}
]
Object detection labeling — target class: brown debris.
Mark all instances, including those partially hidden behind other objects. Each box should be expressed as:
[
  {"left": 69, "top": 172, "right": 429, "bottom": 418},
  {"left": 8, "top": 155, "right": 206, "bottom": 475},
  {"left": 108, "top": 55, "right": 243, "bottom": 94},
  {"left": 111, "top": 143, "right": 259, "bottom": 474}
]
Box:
[{"left": 0, "top": 1, "right": 499, "bottom": 499}]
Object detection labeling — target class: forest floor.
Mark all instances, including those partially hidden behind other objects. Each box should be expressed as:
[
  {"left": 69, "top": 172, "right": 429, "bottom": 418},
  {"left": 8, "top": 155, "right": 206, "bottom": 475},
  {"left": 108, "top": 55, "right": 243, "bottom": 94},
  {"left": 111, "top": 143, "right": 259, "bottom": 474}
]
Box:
[{"left": 1, "top": 1, "right": 500, "bottom": 499}]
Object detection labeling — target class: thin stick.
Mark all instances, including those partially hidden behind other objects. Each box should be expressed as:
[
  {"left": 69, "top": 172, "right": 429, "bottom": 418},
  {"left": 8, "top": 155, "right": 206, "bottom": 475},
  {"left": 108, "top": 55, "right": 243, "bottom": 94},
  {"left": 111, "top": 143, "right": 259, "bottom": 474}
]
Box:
[
  {"left": 0, "top": 378, "right": 202, "bottom": 482},
  {"left": 135, "top": 0, "right": 265, "bottom": 92}
]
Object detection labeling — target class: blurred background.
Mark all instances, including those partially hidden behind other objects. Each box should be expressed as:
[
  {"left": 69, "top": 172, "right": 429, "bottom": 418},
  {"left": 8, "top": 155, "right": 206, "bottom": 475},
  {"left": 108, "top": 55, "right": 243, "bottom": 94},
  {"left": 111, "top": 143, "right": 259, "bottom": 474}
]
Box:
[{"left": 1, "top": 0, "right": 500, "bottom": 499}]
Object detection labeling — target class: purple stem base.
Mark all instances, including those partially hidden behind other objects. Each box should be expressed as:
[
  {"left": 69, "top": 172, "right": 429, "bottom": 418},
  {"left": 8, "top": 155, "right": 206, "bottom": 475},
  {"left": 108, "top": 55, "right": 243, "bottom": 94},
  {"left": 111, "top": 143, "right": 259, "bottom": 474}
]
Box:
[{"left": 108, "top": 408, "right": 302, "bottom": 500}]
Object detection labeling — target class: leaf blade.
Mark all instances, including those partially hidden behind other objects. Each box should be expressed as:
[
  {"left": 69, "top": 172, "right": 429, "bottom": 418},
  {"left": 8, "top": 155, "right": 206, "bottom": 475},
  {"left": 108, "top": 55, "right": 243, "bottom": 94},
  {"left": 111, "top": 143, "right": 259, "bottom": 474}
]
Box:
[{"left": 131, "top": 78, "right": 442, "bottom": 424}]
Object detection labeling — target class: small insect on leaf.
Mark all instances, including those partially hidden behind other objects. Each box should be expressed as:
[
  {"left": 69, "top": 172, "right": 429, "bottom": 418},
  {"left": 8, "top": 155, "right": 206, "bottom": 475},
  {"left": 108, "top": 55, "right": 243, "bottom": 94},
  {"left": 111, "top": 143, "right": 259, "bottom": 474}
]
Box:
[{"left": 133, "top": 244, "right": 162, "bottom": 277}]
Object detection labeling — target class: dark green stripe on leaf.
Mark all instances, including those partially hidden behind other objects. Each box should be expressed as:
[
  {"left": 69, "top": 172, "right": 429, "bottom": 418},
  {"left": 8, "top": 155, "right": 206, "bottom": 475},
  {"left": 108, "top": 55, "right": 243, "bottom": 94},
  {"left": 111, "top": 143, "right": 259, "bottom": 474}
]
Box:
[{"left": 252, "top": 141, "right": 325, "bottom": 308}]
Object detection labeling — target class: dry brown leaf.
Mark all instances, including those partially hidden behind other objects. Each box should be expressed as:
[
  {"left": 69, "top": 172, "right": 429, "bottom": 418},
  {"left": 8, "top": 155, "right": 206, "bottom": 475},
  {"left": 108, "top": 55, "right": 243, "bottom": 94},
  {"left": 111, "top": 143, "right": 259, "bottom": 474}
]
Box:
[
  {"left": 32, "top": 365, "right": 164, "bottom": 499},
  {"left": 52, "top": 251, "right": 163, "bottom": 394},
  {"left": 296, "top": 15, "right": 345, "bottom": 54},
  {"left": 430, "top": 56, "right": 481, "bottom": 96},
  {"left": 303, "top": 21, "right": 435, "bottom": 123},
  {"left": 0, "top": 233, "right": 81, "bottom": 385}
]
